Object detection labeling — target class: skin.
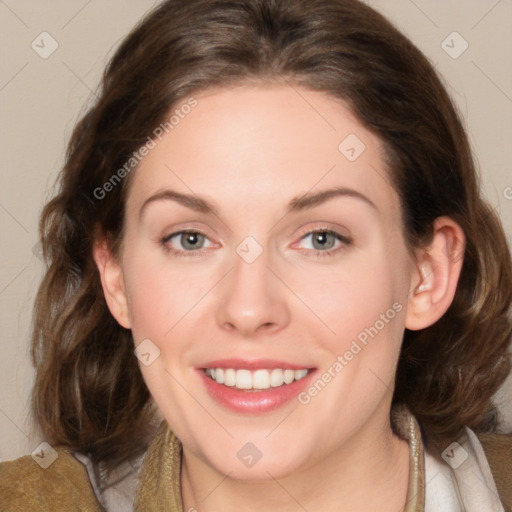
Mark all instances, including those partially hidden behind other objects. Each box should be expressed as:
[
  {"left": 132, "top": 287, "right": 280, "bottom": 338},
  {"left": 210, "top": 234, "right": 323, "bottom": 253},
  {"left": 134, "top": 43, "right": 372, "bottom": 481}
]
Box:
[{"left": 94, "top": 83, "right": 465, "bottom": 511}]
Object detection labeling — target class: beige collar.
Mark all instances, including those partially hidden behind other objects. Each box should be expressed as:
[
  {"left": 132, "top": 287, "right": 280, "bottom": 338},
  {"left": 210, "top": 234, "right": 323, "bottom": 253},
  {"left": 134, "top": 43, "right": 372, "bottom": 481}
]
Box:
[
  {"left": 393, "top": 406, "right": 425, "bottom": 512},
  {"left": 134, "top": 406, "right": 426, "bottom": 511}
]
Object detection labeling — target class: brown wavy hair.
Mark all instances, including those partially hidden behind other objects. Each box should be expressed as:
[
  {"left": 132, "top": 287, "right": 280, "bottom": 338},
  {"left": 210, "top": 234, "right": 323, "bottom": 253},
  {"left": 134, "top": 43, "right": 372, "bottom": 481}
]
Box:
[{"left": 31, "top": 0, "right": 512, "bottom": 473}]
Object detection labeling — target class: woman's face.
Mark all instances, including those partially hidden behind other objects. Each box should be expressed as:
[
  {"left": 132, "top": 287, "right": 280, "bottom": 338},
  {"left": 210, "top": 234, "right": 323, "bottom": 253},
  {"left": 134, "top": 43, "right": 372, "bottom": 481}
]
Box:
[{"left": 116, "top": 84, "right": 416, "bottom": 478}]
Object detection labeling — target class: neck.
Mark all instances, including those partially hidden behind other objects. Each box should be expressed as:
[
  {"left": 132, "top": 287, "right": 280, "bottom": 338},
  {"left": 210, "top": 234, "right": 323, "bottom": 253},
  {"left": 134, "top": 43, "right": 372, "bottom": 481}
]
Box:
[{"left": 180, "top": 411, "right": 410, "bottom": 512}]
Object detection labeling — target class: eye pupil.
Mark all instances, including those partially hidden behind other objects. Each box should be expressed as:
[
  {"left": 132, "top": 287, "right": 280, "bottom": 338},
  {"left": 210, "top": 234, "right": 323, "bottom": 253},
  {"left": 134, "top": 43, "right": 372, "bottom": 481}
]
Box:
[
  {"left": 182, "top": 232, "right": 203, "bottom": 250},
  {"left": 312, "top": 231, "right": 335, "bottom": 250}
]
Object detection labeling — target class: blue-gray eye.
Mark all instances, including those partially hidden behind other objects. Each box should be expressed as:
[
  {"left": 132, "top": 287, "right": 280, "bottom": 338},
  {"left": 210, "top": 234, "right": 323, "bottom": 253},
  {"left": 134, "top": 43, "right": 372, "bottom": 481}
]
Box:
[
  {"left": 310, "top": 231, "right": 337, "bottom": 250},
  {"left": 163, "top": 231, "right": 211, "bottom": 252},
  {"left": 300, "top": 230, "right": 342, "bottom": 251}
]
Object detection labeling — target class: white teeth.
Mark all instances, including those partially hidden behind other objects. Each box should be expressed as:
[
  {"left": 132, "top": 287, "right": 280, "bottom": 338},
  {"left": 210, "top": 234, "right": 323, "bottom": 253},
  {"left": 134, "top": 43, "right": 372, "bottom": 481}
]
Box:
[
  {"left": 270, "top": 368, "right": 284, "bottom": 387},
  {"left": 284, "top": 369, "right": 295, "bottom": 384},
  {"left": 253, "top": 369, "right": 270, "bottom": 389},
  {"left": 204, "top": 367, "right": 310, "bottom": 390},
  {"left": 235, "top": 369, "right": 252, "bottom": 390},
  {"left": 224, "top": 368, "right": 236, "bottom": 387},
  {"left": 295, "top": 369, "right": 308, "bottom": 380}
]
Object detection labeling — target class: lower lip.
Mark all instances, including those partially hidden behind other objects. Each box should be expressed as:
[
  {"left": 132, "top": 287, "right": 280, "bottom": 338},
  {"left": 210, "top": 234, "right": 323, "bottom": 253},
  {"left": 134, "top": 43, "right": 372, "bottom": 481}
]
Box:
[{"left": 198, "top": 369, "right": 316, "bottom": 414}]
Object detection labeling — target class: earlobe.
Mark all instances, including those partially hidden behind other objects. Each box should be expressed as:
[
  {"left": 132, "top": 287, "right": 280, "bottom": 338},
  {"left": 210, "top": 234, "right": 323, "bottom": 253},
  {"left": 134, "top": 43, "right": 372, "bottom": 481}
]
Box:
[
  {"left": 92, "top": 238, "right": 131, "bottom": 329},
  {"left": 405, "top": 217, "right": 465, "bottom": 331}
]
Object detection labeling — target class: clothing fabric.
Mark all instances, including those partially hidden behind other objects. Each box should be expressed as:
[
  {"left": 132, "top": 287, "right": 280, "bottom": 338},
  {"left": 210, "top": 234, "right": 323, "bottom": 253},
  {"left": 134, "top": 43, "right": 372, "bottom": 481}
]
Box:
[
  {"left": 73, "top": 451, "right": 145, "bottom": 512},
  {"left": 423, "top": 429, "right": 506, "bottom": 512},
  {"left": 1, "top": 408, "right": 510, "bottom": 511}
]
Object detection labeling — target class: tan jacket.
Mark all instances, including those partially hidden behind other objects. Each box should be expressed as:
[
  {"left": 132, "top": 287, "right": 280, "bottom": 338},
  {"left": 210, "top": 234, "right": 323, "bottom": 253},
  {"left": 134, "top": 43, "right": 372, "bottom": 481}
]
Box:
[{"left": 1, "top": 417, "right": 511, "bottom": 511}]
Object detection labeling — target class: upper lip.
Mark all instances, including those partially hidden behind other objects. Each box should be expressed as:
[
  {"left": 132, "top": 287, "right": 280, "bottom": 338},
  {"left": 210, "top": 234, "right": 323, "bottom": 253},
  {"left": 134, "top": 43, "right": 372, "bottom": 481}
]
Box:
[{"left": 198, "top": 358, "right": 314, "bottom": 370}]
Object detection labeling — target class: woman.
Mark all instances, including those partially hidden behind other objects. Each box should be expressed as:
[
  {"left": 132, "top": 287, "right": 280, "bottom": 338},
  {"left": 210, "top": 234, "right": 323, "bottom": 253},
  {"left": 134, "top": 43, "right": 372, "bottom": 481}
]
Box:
[{"left": 1, "top": 0, "right": 511, "bottom": 510}]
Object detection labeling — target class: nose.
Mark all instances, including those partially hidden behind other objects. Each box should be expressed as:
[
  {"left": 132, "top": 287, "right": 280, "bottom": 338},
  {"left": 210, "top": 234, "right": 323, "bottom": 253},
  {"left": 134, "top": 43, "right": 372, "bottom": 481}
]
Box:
[{"left": 215, "top": 244, "right": 291, "bottom": 338}]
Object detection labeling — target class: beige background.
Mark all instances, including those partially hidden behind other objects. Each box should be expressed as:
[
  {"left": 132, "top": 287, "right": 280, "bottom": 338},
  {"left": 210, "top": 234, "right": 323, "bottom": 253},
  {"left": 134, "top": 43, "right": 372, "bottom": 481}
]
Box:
[{"left": 0, "top": 0, "right": 511, "bottom": 462}]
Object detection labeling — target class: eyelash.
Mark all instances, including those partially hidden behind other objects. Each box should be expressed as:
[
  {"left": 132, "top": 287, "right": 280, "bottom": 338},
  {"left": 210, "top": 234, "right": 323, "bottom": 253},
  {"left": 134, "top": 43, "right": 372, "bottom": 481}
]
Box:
[{"left": 160, "top": 228, "right": 351, "bottom": 258}]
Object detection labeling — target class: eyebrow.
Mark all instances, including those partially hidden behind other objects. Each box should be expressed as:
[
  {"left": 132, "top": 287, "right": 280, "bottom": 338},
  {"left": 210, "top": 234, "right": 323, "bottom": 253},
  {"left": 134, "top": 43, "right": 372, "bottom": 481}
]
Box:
[{"left": 139, "top": 186, "right": 377, "bottom": 220}]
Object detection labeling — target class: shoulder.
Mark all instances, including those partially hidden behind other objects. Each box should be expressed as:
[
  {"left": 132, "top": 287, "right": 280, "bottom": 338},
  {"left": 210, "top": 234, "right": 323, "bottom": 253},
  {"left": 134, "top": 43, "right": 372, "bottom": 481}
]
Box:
[
  {"left": 477, "top": 432, "right": 512, "bottom": 511},
  {"left": 0, "top": 448, "right": 104, "bottom": 512}
]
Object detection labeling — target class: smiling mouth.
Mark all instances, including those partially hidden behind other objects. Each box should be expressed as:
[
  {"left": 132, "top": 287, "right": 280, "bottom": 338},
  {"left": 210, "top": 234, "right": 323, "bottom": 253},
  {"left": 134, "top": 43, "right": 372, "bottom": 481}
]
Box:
[{"left": 203, "top": 367, "right": 311, "bottom": 391}]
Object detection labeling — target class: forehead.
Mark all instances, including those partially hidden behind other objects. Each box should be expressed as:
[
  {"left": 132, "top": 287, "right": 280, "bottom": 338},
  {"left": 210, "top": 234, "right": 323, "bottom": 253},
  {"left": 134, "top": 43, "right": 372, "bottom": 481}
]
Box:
[{"left": 126, "top": 84, "right": 400, "bottom": 221}]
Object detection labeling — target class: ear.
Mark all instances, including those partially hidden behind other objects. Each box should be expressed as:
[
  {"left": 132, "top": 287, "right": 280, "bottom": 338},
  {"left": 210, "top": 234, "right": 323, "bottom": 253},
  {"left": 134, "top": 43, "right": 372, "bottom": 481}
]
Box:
[
  {"left": 92, "top": 237, "right": 131, "bottom": 329},
  {"left": 405, "top": 216, "right": 465, "bottom": 331}
]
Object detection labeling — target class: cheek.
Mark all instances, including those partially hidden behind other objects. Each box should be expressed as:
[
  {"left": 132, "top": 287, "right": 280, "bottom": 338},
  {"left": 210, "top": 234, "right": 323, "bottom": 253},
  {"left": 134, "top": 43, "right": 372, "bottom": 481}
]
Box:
[
  {"left": 122, "top": 252, "right": 178, "bottom": 339},
  {"left": 300, "top": 253, "right": 404, "bottom": 349},
  {"left": 122, "top": 250, "right": 217, "bottom": 343},
  {"left": 124, "top": 272, "right": 170, "bottom": 340}
]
